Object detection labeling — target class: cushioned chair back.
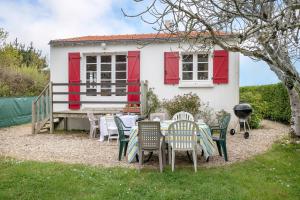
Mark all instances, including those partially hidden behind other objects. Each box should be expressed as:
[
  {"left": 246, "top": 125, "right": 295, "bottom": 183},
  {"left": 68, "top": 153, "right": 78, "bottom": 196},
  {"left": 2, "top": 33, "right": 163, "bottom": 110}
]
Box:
[
  {"left": 114, "top": 116, "right": 126, "bottom": 140},
  {"left": 138, "top": 121, "right": 162, "bottom": 150},
  {"left": 168, "top": 120, "right": 198, "bottom": 150},
  {"left": 172, "top": 111, "right": 194, "bottom": 121}
]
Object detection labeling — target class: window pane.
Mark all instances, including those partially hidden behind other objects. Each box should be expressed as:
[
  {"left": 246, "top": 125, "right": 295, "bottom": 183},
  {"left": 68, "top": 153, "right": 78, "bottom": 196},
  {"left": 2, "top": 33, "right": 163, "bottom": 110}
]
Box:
[
  {"left": 87, "top": 89, "right": 97, "bottom": 96},
  {"left": 183, "top": 63, "right": 193, "bottom": 71},
  {"left": 101, "top": 72, "right": 111, "bottom": 79},
  {"left": 101, "top": 81, "right": 111, "bottom": 88},
  {"left": 182, "top": 72, "right": 193, "bottom": 80},
  {"left": 101, "top": 64, "right": 111, "bottom": 71},
  {"left": 182, "top": 54, "right": 193, "bottom": 62},
  {"left": 101, "top": 89, "right": 111, "bottom": 96},
  {"left": 101, "top": 55, "right": 111, "bottom": 63},
  {"left": 198, "top": 72, "right": 208, "bottom": 80},
  {"left": 86, "top": 56, "right": 97, "bottom": 63},
  {"left": 116, "top": 55, "right": 126, "bottom": 62},
  {"left": 116, "top": 72, "right": 126, "bottom": 79},
  {"left": 116, "top": 89, "right": 126, "bottom": 96},
  {"left": 198, "top": 63, "right": 208, "bottom": 71},
  {"left": 198, "top": 54, "right": 208, "bottom": 62},
  {"left": 116, "top": 63, "right": 126, "bottom": 71},
  {"left": 116, "top": 80, "right": 126, "bottom": 87},
  {"left": 87, "top": 64, "right": 97, "bottom": 71},
  {"left": 86, "top": 72, "right": 97, "bottom": 84}
]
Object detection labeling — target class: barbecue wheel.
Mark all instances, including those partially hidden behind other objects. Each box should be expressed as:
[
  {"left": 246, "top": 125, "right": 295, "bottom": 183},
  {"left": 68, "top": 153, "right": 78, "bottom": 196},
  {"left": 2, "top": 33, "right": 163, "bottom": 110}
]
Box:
[
  {"left": 230, "top": 129, "right": 235, "bottom": 135},
  {"left": 244, "top": 132, "right": 249, "bottom": 139}
]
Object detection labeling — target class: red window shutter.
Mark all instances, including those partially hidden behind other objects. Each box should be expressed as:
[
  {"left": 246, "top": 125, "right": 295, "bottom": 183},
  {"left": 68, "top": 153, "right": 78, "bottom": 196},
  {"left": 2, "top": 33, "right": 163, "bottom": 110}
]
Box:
[
  {"left": 68, "top": 52, "right": 81, "bottom": 109},
  {"left": 127, "top": 51, "right": 140, "bottom": 104},
  {"left": 164, "top": 52, "right": 179, "bottom": 84},
  {"left": 213, "top": 50, "right": 229, "bottom": 84}
]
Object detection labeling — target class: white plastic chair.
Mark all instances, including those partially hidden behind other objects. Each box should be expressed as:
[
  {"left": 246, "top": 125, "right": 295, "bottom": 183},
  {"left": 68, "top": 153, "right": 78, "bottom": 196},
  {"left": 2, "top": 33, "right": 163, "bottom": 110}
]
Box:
[
  {"left": 172, "top": 111, "right": 194, "bottom": 121},
  {"left": 105, "top": 115, "right": 119, "bottom": 143},
  {"left": 87, "top": 112, "right": 99, "bottom": 138},
  {"left": 168, "top": 120, "right": 198, "bottom": 172}
]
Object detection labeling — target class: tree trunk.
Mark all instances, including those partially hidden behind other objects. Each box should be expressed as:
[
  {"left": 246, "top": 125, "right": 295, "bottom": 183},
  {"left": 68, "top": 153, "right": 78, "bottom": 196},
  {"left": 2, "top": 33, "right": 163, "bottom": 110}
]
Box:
[{"left": 286, "top": 86, "right": 300, "bottom": 137}]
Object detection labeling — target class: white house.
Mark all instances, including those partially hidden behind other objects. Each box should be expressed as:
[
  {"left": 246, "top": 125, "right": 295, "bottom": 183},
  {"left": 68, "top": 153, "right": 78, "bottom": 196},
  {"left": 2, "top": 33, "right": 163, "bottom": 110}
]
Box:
[{"left": 49, "top": 33, "right": 239, "bottom": 129}]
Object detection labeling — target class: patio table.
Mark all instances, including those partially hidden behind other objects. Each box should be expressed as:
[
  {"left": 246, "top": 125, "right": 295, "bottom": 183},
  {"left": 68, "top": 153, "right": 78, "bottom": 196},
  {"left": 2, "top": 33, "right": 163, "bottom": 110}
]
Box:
[
  {"left": 127, "top": 120, "right": 215, "bottom": 163},
  {"left": 99, "top": 114, "right": 138, "bottom": 142}
]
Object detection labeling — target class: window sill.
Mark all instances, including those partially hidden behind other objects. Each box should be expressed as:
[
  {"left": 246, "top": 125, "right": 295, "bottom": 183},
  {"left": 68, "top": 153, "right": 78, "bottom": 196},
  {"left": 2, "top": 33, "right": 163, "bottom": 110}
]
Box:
[{"left": 178, "top": 81, "right": 214, "bottom": 88}]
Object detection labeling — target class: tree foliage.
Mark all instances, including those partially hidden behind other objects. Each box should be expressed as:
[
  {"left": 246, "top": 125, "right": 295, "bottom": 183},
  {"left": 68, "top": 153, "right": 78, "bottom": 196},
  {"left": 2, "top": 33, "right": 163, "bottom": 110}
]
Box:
[{"left": 0, "top": 28, "right": 48, "bottom": 97}]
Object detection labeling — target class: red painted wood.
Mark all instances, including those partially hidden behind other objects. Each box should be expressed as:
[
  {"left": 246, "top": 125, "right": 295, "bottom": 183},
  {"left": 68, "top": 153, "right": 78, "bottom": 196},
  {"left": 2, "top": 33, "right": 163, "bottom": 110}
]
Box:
[
  {"left": 213, "top": 50, "right": 229, "bottom": 84},
  {"left": 127, "top": 51, "right": 140, "bottom": 103},
  {"left": 68, "top": 52, "right": 81, "bottom": 109},
  {"left": 164, "top": 52, "right": 179, "bottom": 84}
]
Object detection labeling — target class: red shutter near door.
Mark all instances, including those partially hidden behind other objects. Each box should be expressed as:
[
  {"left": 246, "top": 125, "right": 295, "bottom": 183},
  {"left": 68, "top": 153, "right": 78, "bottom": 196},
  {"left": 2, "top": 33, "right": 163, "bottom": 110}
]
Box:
[
  {"left": 213, "top": 50, "right": 229, "bottom": 84},
  {"left": 68, "top": 52, "right": 81, "bottom": 109},
  {"left": 164, "top": 52, "right": 179, "bottom": 84},
  {"left": 127, "top": 51, "right": 140, "bottom": 104}
]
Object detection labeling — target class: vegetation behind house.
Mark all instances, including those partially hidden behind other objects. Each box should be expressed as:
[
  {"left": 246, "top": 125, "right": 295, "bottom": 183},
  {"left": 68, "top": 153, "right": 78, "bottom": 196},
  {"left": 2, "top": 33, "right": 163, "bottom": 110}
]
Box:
[
  {"left": 240, "top": 83, "right": 291, "bottom": 128},
  {"left": 0, "top": 28, "right": 48, "bottom": 97}
]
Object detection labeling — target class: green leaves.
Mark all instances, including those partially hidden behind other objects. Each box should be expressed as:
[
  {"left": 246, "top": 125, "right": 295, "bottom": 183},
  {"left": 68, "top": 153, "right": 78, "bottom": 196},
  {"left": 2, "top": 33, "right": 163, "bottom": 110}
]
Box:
[
  {"left": 240, "top": 83, "right": 291, "bottom": 128},
  {"left": 162, "top": 93, "right": 201, "bottom": 117}
]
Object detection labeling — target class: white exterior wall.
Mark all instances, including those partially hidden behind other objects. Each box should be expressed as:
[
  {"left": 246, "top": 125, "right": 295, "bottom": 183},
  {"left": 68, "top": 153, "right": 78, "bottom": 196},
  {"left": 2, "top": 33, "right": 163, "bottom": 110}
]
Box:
[{"left": 50, "top": 41, "right": 239, "bottom": 128}]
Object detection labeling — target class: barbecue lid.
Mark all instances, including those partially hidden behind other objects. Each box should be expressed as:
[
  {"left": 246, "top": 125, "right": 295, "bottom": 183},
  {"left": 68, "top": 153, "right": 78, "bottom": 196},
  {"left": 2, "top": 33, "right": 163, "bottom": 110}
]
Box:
[{"left": 234, "top": 103, "right": 252, "bottom": 111}]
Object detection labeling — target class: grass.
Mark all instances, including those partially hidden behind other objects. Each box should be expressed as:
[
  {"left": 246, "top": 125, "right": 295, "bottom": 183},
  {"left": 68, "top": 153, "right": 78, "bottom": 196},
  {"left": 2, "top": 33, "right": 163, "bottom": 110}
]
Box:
[{"left": 0, "top": 141, "right": 299, "bottom": 200}]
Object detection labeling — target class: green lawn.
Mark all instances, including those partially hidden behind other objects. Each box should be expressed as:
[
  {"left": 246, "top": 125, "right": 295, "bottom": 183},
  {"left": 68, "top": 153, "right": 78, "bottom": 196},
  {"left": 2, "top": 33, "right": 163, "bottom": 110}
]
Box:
[{"left": 0, "top": 141, "right": 299, "bottom": 200}]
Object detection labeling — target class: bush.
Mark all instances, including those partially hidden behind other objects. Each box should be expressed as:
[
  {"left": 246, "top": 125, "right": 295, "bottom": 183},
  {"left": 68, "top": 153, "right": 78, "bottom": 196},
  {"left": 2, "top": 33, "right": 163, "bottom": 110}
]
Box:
[
  {"left": 0, "top": 66, "right": 48, "bottom": 97},
  {"left": 162, "top": 93, "right": 201, "bottom": 117},
  {"left": 240, "top": 91, "right": 266, "bottom": 128},
  {"left": 198, "top": 102, "right": 216, "bottom": 126},
  {"left": 146, "top": 88, "right": 161, "bottom": 115},
  {"left": 240, "top": 83, "right": 291, "bottom": 128}
]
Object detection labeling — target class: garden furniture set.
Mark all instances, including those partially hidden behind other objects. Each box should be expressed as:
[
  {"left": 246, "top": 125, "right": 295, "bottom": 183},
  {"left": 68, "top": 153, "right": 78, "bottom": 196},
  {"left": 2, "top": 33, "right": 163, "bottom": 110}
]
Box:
[{"left": 87, "top": 111, "right": 230, "bottom": 172}]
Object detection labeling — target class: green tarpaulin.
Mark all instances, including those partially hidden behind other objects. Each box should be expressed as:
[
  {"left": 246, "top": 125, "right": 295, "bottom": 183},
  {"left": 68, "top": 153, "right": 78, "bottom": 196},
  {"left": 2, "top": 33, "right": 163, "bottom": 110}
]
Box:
[{"left": 0, "top": 97, "right": 36, "bottom": 128}]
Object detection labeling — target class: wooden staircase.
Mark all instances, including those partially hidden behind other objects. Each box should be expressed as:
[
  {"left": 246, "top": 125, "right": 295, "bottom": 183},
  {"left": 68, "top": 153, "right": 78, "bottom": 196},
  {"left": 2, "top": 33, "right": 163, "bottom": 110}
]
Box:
[{"left": 32, "top": 82, "right": 54, "bottom": 134}]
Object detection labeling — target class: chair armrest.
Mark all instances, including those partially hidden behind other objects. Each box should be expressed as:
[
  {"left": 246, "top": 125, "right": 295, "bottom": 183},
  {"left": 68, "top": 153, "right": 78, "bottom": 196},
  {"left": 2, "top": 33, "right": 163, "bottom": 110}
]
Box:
[{"left": 123, "top": 125, "right": 131, "bottom": 129}]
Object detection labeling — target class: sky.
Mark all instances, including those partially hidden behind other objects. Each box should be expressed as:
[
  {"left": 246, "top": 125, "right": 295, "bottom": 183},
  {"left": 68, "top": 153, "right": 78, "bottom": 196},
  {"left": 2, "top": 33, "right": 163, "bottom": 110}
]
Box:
[{"left": 0, "top": 0, "right": 284, "bottom": 86}]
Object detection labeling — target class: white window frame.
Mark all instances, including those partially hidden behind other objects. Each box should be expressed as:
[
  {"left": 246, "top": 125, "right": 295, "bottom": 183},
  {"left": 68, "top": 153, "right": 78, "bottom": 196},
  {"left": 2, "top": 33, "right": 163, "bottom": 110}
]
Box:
[
  {"left": 115, "top": 55, "right": 127, "bottom": 96},
  {"left": 100, "top": 55, "right": 113, "bottom": 96},
  {"left": 83, "top": 53, "right": 127, "bottom": 97},
  {"left": 85, "top": 55, "right": 98, "bottom": 96},
  {"left": 179, "top": 51, "right": 213, "bottom": 88}
]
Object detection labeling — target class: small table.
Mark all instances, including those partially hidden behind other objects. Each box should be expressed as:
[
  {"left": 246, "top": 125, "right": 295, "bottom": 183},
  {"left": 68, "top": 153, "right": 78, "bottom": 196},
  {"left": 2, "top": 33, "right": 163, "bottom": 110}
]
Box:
[
  {"left": 99, "top": 115, "right": 138, "bottom": 142},
  {"left": 127, "top": 120, "right": 215, "bottom": 163}
]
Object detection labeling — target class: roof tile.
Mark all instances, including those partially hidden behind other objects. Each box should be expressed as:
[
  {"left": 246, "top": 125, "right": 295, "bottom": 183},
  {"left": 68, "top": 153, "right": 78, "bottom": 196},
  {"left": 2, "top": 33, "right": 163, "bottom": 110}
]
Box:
[{"left": 50, "top": 32, "right": 229, "bottom": 44}]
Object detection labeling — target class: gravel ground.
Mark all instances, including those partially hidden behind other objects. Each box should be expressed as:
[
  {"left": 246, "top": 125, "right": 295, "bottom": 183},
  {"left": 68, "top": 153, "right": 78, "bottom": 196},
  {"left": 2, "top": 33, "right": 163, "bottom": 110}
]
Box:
[{"left": 0, "top": 120, "right": 289, "bottom": 169}]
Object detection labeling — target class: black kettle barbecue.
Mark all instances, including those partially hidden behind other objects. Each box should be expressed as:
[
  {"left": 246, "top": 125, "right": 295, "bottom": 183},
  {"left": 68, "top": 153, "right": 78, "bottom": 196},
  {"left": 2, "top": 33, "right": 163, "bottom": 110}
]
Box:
[{"left": 230, "top": 103, "right": 253, "bottom": 139}]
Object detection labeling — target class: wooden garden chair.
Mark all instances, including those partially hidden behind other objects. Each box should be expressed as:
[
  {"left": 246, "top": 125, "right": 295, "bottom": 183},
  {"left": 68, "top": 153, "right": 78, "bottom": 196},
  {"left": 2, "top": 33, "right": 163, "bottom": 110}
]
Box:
[
  {"left": 172, "top": 111, "right": 194, "bottom": 121},
  {"left": 168, "top": 120, "right": 199, "bottom": 172},
  {"left": 138, "top": 121, "right": 166, "bottom": 172},
  {"left": 210, "top": 114, "right": 231, "bottom": 161}
]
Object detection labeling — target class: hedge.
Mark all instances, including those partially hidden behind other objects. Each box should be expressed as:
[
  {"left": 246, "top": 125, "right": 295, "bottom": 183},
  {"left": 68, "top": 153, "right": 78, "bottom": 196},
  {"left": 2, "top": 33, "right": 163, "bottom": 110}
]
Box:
[{"left": 240, "top": 83, "right": 291, "bottom": 128}]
